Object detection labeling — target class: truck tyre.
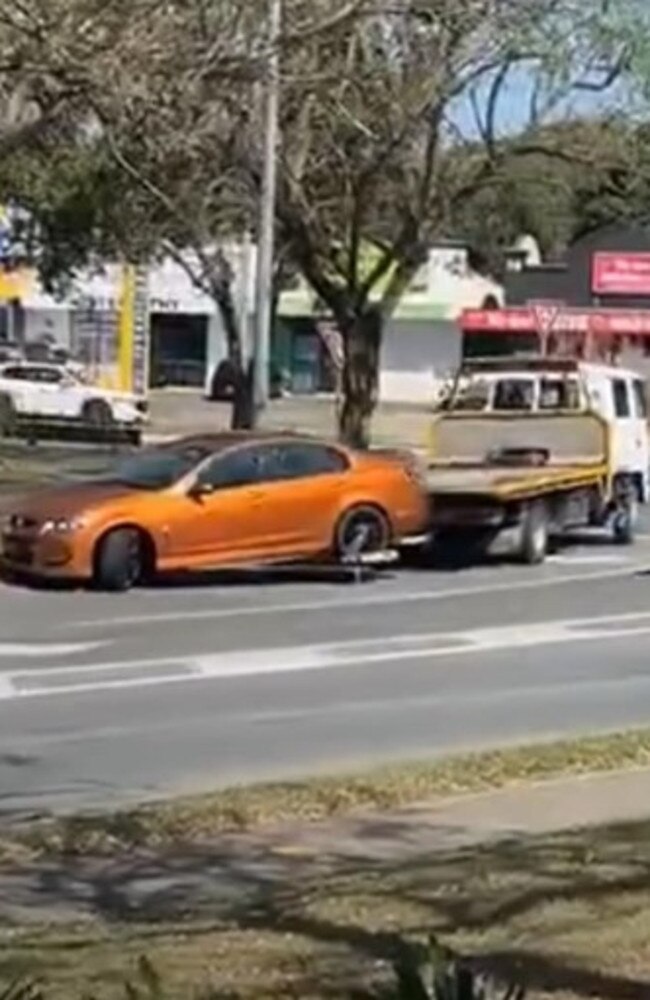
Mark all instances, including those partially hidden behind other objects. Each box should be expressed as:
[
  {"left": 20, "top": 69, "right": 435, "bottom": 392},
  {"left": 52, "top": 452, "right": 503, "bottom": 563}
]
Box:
[
  {"left": 612, "top": 497, "right": 637, "bottom": 545},
  {"left": 0, "top": 393, "right": 15, "bottom": 437},
  {"left": 519, "top": 500, "right": 549, "bottom": 565},
  {"left": 93, "top": 528, "right": 143, "bottom": 592}
]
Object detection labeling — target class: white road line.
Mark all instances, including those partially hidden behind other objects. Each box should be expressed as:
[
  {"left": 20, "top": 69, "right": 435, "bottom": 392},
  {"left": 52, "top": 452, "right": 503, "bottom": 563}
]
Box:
[
  {"left": 6, "top": 609, "right": 650, "bottom": 701},
  {"left": 65, "top": 562, "right": 650, "bottom": 631},
  {"left": 548, "top": 554, "right": 630, "bottom": 565},
  {"left": 0, "top": 641, "right": 106, "bottom": 658}
]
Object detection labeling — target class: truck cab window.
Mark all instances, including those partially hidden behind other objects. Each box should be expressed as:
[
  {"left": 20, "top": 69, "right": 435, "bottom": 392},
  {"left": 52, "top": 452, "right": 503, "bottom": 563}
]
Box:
[
  {"left": 539, "top": 378, "right": 580, "bottom": 411},
  {"left": 612, "top": 378, "right": 631, "bottom": 418},
  {"left": 633, "top": 379, "right": 648, "bottom": 419},
  {"left": 493, "top": 379, "right": 534, "bottom": 411}
]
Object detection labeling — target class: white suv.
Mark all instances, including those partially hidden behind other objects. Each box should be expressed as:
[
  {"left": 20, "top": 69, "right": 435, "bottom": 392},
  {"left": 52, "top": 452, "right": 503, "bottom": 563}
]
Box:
[{"left": 0, "top": 363, "right": 148, "bottom": 442}]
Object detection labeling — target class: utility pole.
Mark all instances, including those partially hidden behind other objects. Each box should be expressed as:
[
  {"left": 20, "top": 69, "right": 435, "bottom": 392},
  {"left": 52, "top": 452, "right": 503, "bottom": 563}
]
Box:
[{"left": 252, "top": 0, "right": 281, "bottom": 425}]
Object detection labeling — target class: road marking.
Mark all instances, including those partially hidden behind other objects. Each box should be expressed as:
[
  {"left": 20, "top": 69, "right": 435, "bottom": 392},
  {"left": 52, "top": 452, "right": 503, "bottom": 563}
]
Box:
[
  {"left": 549, "top": 554, "right": 630, "bottom": 565},
  {"left": 0, "top": 641, "right": 106, "bottom": 658},
  {"left": 6, "top": 609, "right": 650, "bottom": 701},
  {"left": 65, "top": 562, "right": 650, "bottom": 631}
]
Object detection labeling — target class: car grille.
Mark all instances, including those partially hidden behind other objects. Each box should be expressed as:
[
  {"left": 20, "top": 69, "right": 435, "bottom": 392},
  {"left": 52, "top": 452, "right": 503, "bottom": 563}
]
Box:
[
  {"left": 6, "top": 514, "right": 38, "bottom": 531},
  {"left": 2, "top": 538, "right": 34, "bottom": 565}
]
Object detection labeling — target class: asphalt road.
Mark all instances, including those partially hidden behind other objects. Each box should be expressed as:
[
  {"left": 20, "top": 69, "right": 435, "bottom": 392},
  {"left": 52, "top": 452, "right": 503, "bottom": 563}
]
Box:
[{"left": 3, "top": 528, "right": 650, "bottom": 818}]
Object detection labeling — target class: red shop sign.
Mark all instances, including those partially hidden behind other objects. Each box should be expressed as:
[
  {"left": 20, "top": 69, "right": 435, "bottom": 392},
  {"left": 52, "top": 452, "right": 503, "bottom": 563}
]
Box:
[
  {"left": 460, "top": 307, "right": 650, "bottom": 337},
  {"left": 592, "top": 252, "right": 650, "bottom": 296}
]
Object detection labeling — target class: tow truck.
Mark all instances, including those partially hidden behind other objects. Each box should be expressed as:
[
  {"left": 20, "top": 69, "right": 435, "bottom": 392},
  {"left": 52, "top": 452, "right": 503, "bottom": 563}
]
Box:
[{"left": 425, "top": 356, "right": 649, "bottom": 564}]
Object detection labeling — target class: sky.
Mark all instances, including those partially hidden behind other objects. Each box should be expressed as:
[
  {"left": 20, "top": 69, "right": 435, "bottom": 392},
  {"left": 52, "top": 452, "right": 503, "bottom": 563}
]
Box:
[{"left": 451, "top": 64, "right": 632, "bottom": 142}]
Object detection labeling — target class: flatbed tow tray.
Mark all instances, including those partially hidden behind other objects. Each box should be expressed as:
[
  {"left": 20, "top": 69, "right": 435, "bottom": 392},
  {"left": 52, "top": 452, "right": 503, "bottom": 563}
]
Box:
[{"left": 425, "top": 461, "right": 607, "bottom": 501}]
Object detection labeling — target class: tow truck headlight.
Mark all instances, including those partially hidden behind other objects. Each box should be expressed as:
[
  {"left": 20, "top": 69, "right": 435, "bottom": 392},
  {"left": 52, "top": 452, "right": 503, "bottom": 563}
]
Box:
[{"left": 40, "top": 516, "right": 87, "bottom": 536}]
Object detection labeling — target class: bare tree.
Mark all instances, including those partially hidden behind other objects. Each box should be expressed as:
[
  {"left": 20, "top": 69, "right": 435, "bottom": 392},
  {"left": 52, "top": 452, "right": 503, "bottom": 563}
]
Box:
[{"left": 254, "top": 0, "right": 633, "bottom": 446}]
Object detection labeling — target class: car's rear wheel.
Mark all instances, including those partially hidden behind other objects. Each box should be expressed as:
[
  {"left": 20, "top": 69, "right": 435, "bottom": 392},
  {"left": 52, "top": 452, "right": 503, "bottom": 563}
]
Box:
[
  {"left": 93, "top": 528, "right": 144, "bottom": 592},
  {"left": 334, "top": 505, "right": 391, "bottom": 563},
  {"left": 83, "top": 398, "right": 114, "bottom": 429}
]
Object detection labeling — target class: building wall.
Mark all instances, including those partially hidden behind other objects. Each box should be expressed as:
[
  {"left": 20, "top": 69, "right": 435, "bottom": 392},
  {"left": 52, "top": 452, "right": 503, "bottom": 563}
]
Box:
[
  {"left": 3, "top": 241, "right": 499, "bottom": 398},
  {"left": 379, "top": 320, "right": 461, "bottom": 403}
]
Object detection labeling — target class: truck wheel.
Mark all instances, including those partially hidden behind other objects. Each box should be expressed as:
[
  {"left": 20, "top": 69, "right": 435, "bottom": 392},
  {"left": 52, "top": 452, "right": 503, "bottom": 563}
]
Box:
[
  {"left": 0, "top": 393, "right": 15, "bottom": 437},
  {"left": 612, "top": 497, "right": 637, "bottom": 545},
  {"left": 93, "top": 528, "right": 144, "bottom": 592},
  {"left": 519, "top": 501, "right": 549, "bottom": 565}
]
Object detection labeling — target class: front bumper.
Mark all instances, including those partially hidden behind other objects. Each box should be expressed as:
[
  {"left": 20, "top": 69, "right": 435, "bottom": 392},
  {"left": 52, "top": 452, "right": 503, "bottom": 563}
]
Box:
[{"left": 1, "top": 530, "right": 89, "bottom": 579}]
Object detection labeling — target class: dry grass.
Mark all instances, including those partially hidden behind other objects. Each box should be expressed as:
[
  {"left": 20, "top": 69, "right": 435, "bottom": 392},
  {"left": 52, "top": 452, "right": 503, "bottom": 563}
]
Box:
[
  {"left": 4, "top": 729, "right": 650, "bottom": 864},
  {"left": 1, "top": 737, "right": 650, "bottom": 996},
  {"left": 3, "top": 817, "right": 650, "bottom": 998}
]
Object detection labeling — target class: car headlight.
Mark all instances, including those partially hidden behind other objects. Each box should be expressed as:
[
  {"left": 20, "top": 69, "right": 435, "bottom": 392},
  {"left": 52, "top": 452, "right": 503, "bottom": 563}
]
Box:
[{"left": 40, "top": 516, "right": 87, "bottom": 536}]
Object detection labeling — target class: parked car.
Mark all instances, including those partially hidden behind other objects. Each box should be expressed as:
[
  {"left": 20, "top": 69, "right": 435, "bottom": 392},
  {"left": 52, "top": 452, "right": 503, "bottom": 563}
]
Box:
[
  {"left": 0, "top": 432, "right": 429, "bottom": 590},
  {"left": 0, "top": 362, "right": 148, "bottom": 443}
]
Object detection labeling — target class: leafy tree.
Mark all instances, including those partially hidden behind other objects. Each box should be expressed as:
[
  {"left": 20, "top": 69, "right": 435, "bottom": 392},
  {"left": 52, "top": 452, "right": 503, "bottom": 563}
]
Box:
[{"left": 0, "top": 0, "right": 637, "bottom": 444}]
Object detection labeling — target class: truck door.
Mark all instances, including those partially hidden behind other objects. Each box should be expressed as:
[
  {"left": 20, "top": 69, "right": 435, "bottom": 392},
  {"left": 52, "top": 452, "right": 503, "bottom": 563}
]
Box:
[{"left": 610, "top": 375, "right": 649, "bottom": 499}]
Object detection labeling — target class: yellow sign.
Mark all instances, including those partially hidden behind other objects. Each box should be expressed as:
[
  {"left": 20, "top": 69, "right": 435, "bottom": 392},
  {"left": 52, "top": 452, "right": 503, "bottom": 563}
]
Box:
[
  {"left": 0, "top": 268, "right": 31, "bottom": 302},
  {"left": 118, "top": 265, "right": 136, "bottom": 392}
]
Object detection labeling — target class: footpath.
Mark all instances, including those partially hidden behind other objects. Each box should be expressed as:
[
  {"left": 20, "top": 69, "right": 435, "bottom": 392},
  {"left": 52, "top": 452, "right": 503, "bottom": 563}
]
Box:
[{"left": 2, "top": 767, "right": 650, "bottom": 926}]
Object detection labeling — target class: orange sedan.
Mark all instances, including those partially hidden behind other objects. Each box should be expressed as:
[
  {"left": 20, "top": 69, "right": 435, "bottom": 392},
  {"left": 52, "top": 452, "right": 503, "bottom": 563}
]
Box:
[{"left": 1, "top": 433, "right": 429, "bottom": 591}]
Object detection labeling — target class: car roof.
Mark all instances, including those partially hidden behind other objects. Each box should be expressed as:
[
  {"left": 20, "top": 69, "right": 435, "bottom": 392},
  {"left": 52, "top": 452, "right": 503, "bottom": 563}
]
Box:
[{"left": 166, "top": 431, "right": 342, "bottom": 455}]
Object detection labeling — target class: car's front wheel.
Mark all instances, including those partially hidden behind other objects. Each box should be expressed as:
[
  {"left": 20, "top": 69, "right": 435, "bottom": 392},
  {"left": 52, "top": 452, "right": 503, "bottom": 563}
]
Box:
[
  {"left": 93, "top": 528, "right": 144, "bottom": 592},
  {"left": 82, "top": 398, "right": 114, "bottom": 429}
]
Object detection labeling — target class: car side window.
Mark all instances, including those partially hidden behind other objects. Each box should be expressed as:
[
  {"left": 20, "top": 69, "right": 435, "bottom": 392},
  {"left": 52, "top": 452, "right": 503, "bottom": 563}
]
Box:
[
  {"left": 2, "top": 367, "right": 27, "bottom": 381},
  {"left": 198, "top": 448, "right": 263, "bottom": 490},
  {"left": 633, "top": 379, "right": 648, "bottom": 419},
  {"left": 612, "top": 378, "right": 631, "bottom": 418},
  {"left": 267, "top": 443, "right": 349, "bottom": 481},
  {"left": 32, "top": 367, "right": 62, "bottom": 384}
]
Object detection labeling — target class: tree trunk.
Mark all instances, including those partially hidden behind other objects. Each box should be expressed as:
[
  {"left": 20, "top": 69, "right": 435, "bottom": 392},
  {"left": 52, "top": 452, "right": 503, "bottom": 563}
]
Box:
[
  {"left": 338, "top": 306, "right": 382, "bottom": 449},
  {"left": 206, "top": 262, "right": 253, "bottom": 430}
]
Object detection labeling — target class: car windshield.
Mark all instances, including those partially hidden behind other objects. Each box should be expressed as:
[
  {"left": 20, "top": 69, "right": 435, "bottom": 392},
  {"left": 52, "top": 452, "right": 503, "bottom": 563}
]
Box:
[{"left": 105, "top": 446, "right": 209, "bottom": 490}]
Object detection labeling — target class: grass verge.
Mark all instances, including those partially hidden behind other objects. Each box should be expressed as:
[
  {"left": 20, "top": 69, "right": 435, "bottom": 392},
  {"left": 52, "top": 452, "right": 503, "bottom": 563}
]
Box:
[
  {"left": 4, "top": 728, "right": 650, "bottom": 863},
  {"left": 3, "top": 809, "right": 650, "bottom": 998}
]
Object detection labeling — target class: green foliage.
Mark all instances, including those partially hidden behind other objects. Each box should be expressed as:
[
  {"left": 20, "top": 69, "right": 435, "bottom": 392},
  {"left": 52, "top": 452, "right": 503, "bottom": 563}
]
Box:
[{"left": 391, "top": 936, "right": 526, "bottom": 1000}]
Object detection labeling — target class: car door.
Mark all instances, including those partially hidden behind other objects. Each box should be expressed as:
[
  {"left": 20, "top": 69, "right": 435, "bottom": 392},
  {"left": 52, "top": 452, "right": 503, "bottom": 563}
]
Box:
[
  {"left": 252, "top": 442, "right": 350, "bottom": 553},
  {"left": 171, "top": 445, "right": 270, "bottom": 565},
  {"left": 29, "top": 366, "right": 73, "bottom": 417}
]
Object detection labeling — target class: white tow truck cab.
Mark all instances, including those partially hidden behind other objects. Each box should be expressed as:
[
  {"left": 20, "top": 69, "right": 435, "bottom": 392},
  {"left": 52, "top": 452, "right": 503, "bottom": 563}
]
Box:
[{"left": 441, "top": 357, "right": 650, "bottom": 503}]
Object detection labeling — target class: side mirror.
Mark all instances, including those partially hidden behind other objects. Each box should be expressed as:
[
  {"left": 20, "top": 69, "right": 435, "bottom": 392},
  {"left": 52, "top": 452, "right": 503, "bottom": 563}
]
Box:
[{"left": 188, "top": 481, "right": 214, "bottom": 500}]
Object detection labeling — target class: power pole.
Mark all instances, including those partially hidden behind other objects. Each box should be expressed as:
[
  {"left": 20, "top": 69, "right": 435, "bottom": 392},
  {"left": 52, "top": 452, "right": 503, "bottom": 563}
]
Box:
[{"left": 252, "top": 0, "right": 281, "bottom": 425}]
